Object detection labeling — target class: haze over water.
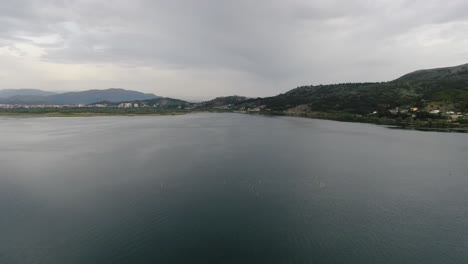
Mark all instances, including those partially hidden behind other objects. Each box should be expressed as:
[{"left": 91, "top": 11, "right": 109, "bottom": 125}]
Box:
[{"left": 1, "top": 113, "right": 467, "bottom": 264}]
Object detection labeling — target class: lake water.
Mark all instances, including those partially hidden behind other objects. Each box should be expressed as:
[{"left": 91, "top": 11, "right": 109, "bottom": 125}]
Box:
[{"left": 1, "top": 113, "right": 468, "bottom": 264}]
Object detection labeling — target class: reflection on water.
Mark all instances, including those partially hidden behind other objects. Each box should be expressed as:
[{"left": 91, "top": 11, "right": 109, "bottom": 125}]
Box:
[{"left": 0, "top": 113, "right": 467, "bottom": 264}]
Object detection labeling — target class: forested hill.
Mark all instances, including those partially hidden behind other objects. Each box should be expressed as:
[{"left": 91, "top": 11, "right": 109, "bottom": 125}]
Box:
[
  {"left": 236, "top": 63, "right": 468, "bottom": 115},
  {"left": 0, "top": 88, "right": 158, "bottom": 105},
  {"left": 0, "top": 89, "right": 57, "bottom": 98},
  {"left": 396, "top": 63, "right": 468, "bottom": 81},
  {"left": 196, "top": 96, "right": 248, "bottom": 109}
]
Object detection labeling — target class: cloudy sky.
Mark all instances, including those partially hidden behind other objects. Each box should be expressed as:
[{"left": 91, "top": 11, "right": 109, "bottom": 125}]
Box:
[{"left": 1, "top": 0, "right": 467, "bottom": 98}]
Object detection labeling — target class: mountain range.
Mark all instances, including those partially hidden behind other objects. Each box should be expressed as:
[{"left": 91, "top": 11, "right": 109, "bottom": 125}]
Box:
[
  {"left": 0, "top": 89, "right": 57, "bottom": 98},
  {"left": 2, "top": 62, "right": 468, "bottom": 115},
  {"left": 0, "top": 88, "right": 159, "bottom": 105},
  {"left": 233, "top": 63, "right": 468, "bottom": 115},
  {"left": 396, "top": 63, "right": 468, "bottom": 82}
]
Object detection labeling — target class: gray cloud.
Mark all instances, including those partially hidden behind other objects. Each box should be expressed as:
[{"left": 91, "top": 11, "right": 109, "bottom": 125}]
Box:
[{"left": 1, "top": 0, "right": 468, "bottom": 97}]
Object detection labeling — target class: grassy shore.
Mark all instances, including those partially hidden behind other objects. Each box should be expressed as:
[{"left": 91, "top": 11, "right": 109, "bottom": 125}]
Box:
[
  {"left": 260, "top": 111, "right": 468, "bottom": 133},
  {"left": 0, "top": 107, "right": 189, "bottom": 117},
  {"left": 0, "top": 112, "right": 186, "bottom": 117},
  {"left": 2, "top": 107, "right": 467, "bottom": 133}
]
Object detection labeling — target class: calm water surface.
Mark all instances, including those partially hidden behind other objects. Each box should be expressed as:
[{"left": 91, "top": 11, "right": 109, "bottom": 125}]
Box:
[{"left": 1, "top": 113, "right": 467, "bottom": 264}]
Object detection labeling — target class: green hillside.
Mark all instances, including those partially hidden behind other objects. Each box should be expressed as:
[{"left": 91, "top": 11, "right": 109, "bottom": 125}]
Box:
[
  {"left": 237, "top": 63, "right": 468, "bottom": 115},
  {"left": 396, "top": 63, "right": 468, "bottom": 81},
  {"left": 196, "top": 96, "right": 248, "bottom": 109}
]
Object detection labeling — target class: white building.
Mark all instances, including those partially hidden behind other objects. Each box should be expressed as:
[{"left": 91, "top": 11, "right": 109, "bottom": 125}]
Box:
[{"left": 118, "top": 103, "right": 133, "bottom": 108}]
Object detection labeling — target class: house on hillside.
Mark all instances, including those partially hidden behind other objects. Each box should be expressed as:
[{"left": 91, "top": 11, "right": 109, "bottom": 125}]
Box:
[
  {"left": 118, "top": 103, "right": 133, "bottom": 108},
  {"left": 389, "top": 107, "right": 399, "bottom": 115}
]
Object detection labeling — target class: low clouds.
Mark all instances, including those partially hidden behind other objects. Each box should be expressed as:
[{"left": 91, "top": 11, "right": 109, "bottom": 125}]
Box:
[{"left": 1, "top": 0, "right": 468, "bottom": 98}]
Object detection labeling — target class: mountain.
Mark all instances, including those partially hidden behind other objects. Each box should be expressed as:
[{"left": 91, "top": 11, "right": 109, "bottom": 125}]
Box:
[
  {"left": 0, "top": 95, "right": 52, "bottom": 105},
  {"left": 137, "top": 97, "right": 190, "bottom": 109},
  {"left": 0, "top": 88, "right": 159, "bottom": 105},
  {"left": 396, "top": 63, "right": 468, "bottom": 82},
  {"left": 0, "top": 89, "right": 57, "bottom": 98},
  {"left": 233, "top": 63, "right": 468, "bottom": 115},
  {"left": 196, "top": 96, "right": 249, "bottom": 108},
  {"left": 48, "top": 88, "right": 158, "bottom": 105}
]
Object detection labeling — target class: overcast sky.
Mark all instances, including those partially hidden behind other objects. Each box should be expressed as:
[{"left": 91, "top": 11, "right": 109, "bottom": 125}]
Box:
[{"left": 0, "top": 0, "right": 467, "bottom": 98}]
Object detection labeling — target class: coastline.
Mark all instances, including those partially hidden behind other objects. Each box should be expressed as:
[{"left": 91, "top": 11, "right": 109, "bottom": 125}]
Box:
[
  {"left": 1, "top": 109, "right": 467, "bottom": 133},
  {"left": 272, "top": 111, "right": 468, "bottom": 133},
  {"left": 0, "top": 108, "right": 189, "bottom": 117}
]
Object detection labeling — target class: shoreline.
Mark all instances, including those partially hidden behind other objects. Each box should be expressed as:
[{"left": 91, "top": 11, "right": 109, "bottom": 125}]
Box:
[
  {"left": 276, "top": 111, "right": 468, "bottom": 133},
  {"left": 1, "top": 110, "right": 467, "bottom": 133},
  {"left": 0, "top": 110, "right": 189, "bottom": 117}
]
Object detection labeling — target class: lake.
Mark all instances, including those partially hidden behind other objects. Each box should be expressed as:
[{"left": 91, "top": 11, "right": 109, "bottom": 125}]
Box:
[{"left": 1, "top": 113, "right": 467, "bottom": 264}]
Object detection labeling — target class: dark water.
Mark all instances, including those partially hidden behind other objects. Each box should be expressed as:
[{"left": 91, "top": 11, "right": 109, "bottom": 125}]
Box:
[{"left": 1, "top": 113, "right": 468, "bottom": 264}]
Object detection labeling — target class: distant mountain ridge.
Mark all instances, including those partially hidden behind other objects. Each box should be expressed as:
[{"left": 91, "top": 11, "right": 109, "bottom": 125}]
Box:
[
  {"left": 197, "top": 96, "right": 249, "bottom": 108},
  {"left": 0, "top": 88, "right": 159, "bottom": 105},
  {"left": 0, "top": 89, "right": 57, "bottom": 98},
  {"left": 48, "top": 88, "right": 158, "bottom": 105},
  {"left": 222, "top": 62, "right": 468, "bottom": 115},
  {"left": 2, "top": 62, "right": 468, "bottom": 115},
  {"left": 396, "top": 63, "right": 468, "bottom": 82}
]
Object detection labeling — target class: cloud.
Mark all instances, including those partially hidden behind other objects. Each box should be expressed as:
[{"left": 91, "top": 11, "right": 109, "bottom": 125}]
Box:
[{"left": 1, "top": 0, "right": 468, "bottom": 97}]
